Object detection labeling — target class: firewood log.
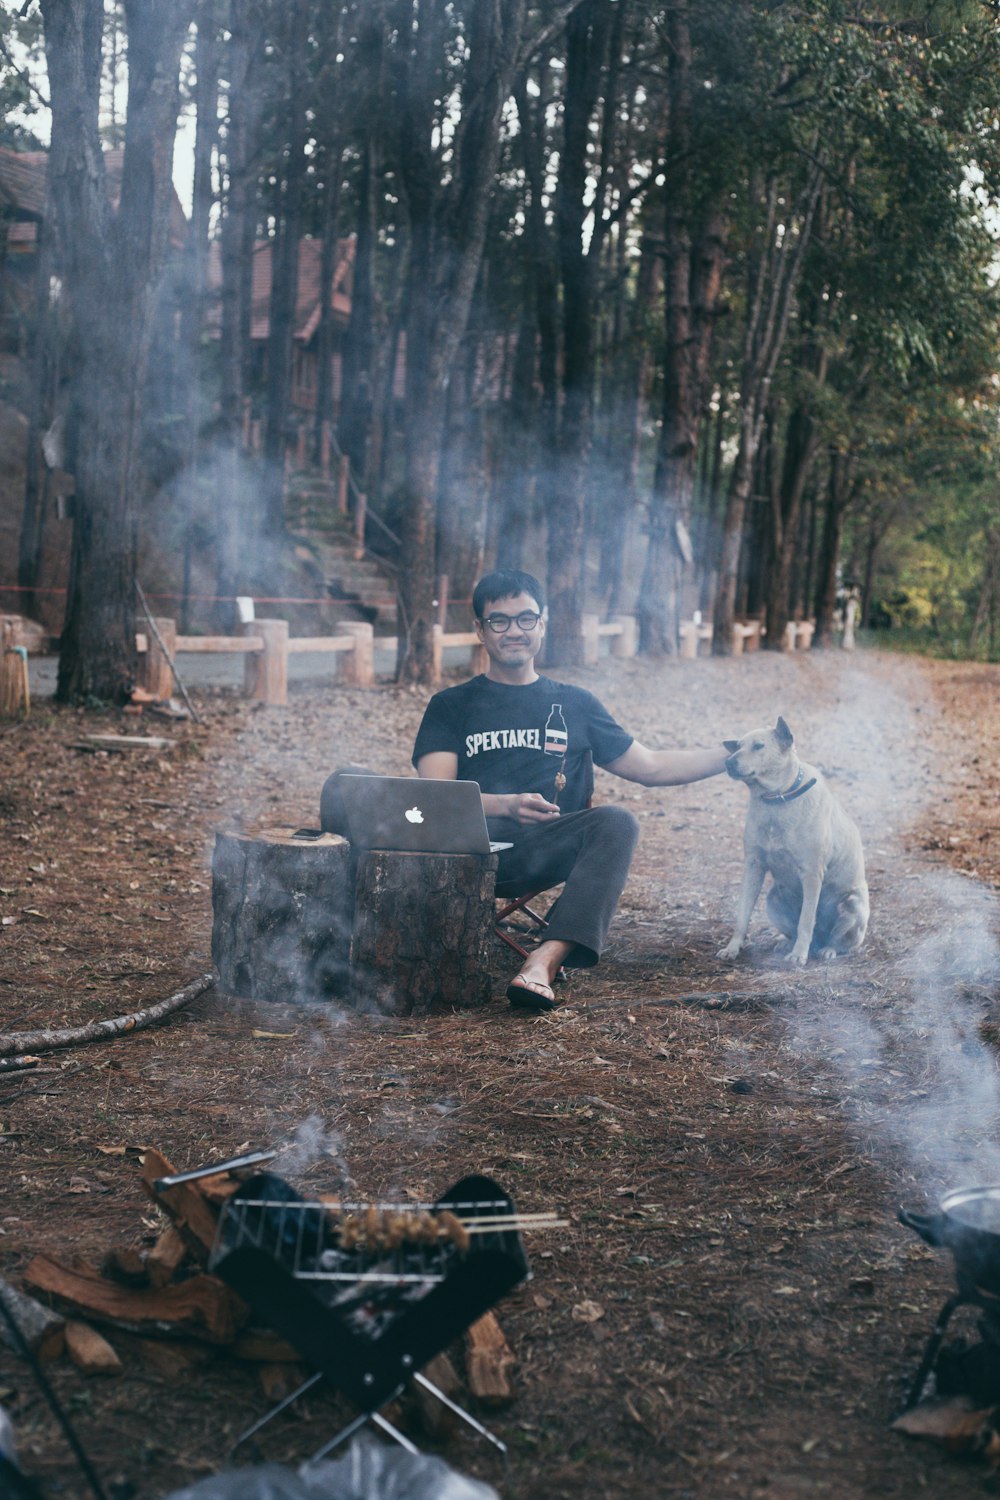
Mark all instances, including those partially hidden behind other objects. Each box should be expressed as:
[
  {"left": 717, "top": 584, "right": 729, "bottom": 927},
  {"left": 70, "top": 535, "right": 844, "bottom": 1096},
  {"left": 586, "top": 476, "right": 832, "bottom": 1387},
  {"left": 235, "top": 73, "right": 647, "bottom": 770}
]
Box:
[
  {"left": 65, "top": 1321, "right": 122, "bottom": 1375},
  {"left": 23, "top": 1255, "right": 247, "bottom": 1345},
  {"left": 464, "top": 1311, "right": 516, "bottom": 1407},
  {"left": 0, "top": 1278, "right": 65, "bottom": 1362}
]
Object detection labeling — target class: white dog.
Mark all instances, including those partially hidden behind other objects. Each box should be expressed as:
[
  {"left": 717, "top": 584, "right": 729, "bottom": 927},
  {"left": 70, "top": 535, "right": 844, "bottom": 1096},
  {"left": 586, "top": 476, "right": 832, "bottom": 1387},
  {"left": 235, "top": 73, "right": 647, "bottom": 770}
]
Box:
[{"left": 718, "top": 717, "right": 869, "bottom": 966}]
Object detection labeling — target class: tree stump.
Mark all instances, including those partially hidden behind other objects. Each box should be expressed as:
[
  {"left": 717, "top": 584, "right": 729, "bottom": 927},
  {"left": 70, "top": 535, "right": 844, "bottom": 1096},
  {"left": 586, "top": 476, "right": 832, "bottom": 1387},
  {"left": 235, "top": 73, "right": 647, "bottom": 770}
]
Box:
[
  {"left": 211, "top": 828, "right": 352, "bottom": 1004},
  {"left": 350, "top": 851, "right": 497, "bottom": 1015}
]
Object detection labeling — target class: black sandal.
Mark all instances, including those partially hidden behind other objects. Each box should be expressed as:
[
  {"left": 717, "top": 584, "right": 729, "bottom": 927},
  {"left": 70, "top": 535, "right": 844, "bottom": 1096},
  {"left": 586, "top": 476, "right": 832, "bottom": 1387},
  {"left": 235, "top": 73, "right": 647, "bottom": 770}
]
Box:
[{"left": 506, "top": 976, "right": 559, "bottom": 1012}]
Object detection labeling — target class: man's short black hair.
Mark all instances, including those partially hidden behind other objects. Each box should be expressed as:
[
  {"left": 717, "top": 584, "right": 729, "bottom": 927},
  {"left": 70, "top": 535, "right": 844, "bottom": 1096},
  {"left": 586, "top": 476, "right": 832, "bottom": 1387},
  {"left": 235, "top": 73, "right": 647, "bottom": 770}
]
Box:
[{"left": 472, "top": 570, "right": 545, "bottom": 619}]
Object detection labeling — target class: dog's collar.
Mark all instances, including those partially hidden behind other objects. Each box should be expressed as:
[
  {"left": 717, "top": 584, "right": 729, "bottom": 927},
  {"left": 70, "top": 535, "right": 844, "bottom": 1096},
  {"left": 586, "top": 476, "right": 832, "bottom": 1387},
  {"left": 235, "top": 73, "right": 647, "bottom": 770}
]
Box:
[{"left": 760, "top": 767, "right": 817, "bottom": 805}]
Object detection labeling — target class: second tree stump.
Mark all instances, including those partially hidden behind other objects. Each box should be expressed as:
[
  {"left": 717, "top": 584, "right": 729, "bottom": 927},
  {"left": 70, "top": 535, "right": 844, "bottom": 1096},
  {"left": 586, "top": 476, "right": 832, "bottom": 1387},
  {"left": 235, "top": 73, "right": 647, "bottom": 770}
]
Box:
[
  {"left": 350, "top": 850, "right": 497, "bottom": 1015},
  {"left": 211, "top": 828, "right": 352, "bottom": 1004}
]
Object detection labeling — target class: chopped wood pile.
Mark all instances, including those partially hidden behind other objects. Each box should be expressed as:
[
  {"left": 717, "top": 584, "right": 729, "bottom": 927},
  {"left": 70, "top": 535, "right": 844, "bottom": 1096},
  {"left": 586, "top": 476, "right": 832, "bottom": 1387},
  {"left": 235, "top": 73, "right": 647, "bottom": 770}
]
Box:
[{"left": 3, "top": 1147, "right": 517, "bottom": 1420}]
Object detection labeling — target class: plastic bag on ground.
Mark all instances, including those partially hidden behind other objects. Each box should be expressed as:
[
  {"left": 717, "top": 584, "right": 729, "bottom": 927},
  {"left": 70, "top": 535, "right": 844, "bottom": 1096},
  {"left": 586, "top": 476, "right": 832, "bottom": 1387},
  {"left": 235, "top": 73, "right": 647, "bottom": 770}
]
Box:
[{"left": 160, "top": 1434, "right": 500, "bottom": 1500}]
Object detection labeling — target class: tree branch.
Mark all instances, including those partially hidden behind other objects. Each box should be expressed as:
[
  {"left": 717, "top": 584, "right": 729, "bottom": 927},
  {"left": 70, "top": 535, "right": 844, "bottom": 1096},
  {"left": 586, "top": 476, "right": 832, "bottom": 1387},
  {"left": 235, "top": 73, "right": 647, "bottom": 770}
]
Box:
[
  {"left": 517, "top": 0, "right": 589, "bottom": 71},
  {"left": 0, "top": 30, "right": 50, "bottom": 109},
  {"left": 0, "top": 974, "right": 214, "bottom": 1058}
]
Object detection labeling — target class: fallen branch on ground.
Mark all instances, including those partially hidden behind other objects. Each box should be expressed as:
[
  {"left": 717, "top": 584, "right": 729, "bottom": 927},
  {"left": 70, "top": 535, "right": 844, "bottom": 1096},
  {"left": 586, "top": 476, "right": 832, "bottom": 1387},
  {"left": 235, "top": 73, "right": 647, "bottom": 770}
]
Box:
[{"left": 0, "top": 973, "right": 215, "bottom": 1058}]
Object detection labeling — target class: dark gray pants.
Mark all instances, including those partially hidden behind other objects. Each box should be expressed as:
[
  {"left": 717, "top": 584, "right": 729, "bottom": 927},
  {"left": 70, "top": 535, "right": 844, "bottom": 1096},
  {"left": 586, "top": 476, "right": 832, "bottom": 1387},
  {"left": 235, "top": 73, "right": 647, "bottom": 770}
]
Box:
[{"left": 491, "top": 804, "right": 640, "bottom": 968}]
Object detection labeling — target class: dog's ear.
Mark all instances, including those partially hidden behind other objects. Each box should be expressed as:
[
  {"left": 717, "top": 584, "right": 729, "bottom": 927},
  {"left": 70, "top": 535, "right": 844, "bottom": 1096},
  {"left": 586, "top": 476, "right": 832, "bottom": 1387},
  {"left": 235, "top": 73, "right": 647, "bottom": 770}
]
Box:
[
  {"left": 723, "top": 740, "right": 740, "bottom": 753},
  {"left": 775, "top": 716, "right": 794, "bottom": 749}
]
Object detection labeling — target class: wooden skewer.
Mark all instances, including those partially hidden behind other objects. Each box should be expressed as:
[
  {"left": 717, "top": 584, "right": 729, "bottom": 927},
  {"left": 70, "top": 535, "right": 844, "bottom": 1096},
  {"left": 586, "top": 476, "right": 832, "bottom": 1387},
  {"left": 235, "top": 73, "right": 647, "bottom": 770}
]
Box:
[
  {"left": 463, "top": 1219, "right": 568, "bottom": 1235},
  {"left": 314, "top": 1200, "right": 564, "bottom": 1225},
  {"left": 458, "top": 1214, "right": 567, "bottom": 1228}
]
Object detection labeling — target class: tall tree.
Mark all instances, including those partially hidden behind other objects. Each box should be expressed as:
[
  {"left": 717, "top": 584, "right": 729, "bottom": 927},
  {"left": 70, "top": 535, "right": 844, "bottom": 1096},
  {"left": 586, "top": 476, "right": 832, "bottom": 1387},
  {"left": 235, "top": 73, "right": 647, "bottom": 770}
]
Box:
[
  {"left": 215, "top": 0, "right": 265, "bottom": 621},
  {"left": 636, "top": 0, "right": 728, "bottom": 654},
  {"left": 712, "top": 161, "right": 821, "bottom": 654},
  {"left": 390, "top": 0, "right": 528, "bottom": 683},
  {"left": 544, "top": 0, "right": 616, "bottom": 664},
  {"left": 179, "top": 0, "right": 222, "bottom": 632},
  {"left": 261, "top": 0, "right": 311, "bottom": 536},
  {"left": 41, "top": 0, "right": 193, "bottom": 702}
]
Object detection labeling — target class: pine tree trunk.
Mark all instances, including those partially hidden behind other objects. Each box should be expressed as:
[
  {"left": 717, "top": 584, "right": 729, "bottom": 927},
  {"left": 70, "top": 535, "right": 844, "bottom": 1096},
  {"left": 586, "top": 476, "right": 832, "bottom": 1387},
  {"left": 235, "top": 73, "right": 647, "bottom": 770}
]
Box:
[
  {"left": 43, "top": 0, "right": 193, "bottom": 703},
  {"left": 395, "top": 0, "right": 529, "bottom": 683},
  {"left": 638, "top": 2, "right": 727, "bottom": 654},
  {"left": 311, "top": 5, "right": 347, "bottom": 467},
  {"left": 813, "top": 451, "right": 852, "bottom": 647},
  {"left": 546, "top": 0, "right": 614, "bottom": 666},
  {"left": 17, "top": 217, "right": 58, "bottom": 621},
  {"left": 712, "top": 404, "right": 757, "bottom": 656},
  {"left": 180, "top": 0, "right": 221, "bottom": 633},
  {"left": 337, "top": 11, "right": 381, "bottom": 486},
  {"left": 262, "top": 0, "right": 309, "bottom": 537},
  {"left": 216, "top": 0, "right": 263, "bottom": 625}
]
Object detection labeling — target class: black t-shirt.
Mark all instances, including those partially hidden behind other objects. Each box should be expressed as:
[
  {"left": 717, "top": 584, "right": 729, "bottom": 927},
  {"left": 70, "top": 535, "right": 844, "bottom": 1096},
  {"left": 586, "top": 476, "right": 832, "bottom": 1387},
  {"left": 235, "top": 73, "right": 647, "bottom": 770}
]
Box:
[{"left": 412, "top": 674, "right": 633, "bottom": 819}]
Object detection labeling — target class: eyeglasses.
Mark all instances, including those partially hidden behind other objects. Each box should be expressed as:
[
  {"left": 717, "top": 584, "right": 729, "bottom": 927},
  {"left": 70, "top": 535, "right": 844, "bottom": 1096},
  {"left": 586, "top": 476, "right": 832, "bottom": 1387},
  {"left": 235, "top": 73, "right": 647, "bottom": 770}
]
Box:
[{"left": 481, "top": 611, "right": 542, "bottom": 634}]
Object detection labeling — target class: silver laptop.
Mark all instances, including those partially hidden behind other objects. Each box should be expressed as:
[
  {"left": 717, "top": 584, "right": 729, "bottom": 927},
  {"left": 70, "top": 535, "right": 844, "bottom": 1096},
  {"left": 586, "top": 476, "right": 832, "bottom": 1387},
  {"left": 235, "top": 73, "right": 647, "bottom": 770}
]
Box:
[{"left": 338, "top": 775, "right": 513, "bottom": 855}]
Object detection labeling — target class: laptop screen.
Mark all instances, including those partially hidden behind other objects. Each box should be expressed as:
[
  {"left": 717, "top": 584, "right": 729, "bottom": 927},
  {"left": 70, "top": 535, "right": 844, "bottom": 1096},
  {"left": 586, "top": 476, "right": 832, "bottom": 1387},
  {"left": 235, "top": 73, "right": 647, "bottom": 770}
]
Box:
[{"left": 338, "top": 775, "right": 510, "bottom": 855}]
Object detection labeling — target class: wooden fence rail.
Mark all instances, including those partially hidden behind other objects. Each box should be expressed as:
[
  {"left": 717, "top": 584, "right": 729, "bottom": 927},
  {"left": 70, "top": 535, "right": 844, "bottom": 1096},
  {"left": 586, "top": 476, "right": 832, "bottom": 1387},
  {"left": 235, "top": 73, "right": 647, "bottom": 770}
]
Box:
[{"left": 135, "top": 611, "right": 815, "bottom": 707}]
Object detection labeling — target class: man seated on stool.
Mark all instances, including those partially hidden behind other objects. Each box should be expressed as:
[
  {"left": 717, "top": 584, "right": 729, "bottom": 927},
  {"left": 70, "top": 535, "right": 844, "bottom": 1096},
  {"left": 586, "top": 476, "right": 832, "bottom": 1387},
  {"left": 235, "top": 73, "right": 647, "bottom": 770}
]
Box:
[{"left": 412, "top": 570, "right": 729, "bottom": 1012}]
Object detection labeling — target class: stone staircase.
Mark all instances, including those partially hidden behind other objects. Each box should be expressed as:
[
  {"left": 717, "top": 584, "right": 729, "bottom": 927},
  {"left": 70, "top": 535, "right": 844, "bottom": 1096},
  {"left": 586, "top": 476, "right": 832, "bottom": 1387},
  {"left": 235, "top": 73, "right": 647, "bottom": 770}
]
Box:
[{"left": 287, "top": 475, "right": 398, "bottom": 633}]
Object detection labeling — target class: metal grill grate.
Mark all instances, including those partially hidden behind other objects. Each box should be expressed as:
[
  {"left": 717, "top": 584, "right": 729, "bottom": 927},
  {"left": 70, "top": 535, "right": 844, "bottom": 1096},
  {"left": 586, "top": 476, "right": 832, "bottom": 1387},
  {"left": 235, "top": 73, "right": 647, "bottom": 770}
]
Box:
[{"left": 212, "top": 1194, "right": 512, "bottom": 1285}]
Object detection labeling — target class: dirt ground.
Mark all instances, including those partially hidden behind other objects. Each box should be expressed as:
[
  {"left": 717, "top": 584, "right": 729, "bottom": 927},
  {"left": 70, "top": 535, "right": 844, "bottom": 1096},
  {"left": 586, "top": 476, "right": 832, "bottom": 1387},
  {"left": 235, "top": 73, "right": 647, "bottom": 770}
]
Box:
[{"left": 2, "top": 646, "right": 1000, "bottom": 1500}]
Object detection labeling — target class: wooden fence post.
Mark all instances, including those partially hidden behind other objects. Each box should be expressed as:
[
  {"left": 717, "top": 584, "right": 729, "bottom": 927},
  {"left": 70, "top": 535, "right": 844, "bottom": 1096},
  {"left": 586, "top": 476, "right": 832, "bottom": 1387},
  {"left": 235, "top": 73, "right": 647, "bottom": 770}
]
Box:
[
  {"left": 581, "top": 612, "right": 600, "bottom": 666},
  {"left": 431, "top": 623, "right": 444, "bottom": 684},
  {"left": 797, "top": 621, "right": 815, "bottom": 651},
  {"left": 610, "top": 613, "right": 637, "bottom": 658},
  {"left": 338, "top": 622, "right": 375, "bottom": 687},
  {"left": 679, "top": 622, "right": 698, "bottom": 659},
  {"left": 731, "top": 624, "right": 746, "bottom": 656},
  {"left": 138, "top": 616, "right": 176, "bottom": 699},
  {"left": 0, "top": 622, "right": 29, "bottom": 719},
  {"left": 245, "top": 618, "right": 289, "bottom": 706}
]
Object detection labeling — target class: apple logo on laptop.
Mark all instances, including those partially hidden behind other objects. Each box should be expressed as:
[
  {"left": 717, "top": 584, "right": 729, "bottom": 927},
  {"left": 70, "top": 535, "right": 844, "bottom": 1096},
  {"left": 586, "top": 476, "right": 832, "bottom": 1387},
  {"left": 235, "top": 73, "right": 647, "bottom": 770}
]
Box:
[{"left": 405, "top": 806, "right": 424, "bottom": 824}]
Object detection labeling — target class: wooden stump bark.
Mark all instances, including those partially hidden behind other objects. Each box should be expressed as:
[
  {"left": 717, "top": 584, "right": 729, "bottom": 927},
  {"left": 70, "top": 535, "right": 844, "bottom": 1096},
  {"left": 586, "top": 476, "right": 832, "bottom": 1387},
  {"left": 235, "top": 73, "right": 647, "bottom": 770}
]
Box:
[
  {"left": 211, "top": 828, "right": 352, "bottom": 1004},
  {"left": 350, "top": 851, "right": 497, "bottom": 1015}
]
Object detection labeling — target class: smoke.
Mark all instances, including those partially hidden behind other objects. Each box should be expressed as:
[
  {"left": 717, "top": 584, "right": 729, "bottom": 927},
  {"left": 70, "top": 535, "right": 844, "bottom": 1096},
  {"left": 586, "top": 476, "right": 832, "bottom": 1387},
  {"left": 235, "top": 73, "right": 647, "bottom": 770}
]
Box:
[
  {"left": 782, "top": 865, "right": 1000, "bottom": 1194},
  {"left": 273, "top": 1110, "right": 354, "bottom": 1191}
]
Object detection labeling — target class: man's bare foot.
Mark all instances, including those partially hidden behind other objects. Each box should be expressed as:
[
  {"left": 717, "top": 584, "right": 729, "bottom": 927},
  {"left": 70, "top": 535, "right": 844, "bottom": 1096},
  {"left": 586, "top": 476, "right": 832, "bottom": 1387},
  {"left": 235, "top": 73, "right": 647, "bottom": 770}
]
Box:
[{"left": 506, "top": 974, "right": 558, "bottom": 1012}]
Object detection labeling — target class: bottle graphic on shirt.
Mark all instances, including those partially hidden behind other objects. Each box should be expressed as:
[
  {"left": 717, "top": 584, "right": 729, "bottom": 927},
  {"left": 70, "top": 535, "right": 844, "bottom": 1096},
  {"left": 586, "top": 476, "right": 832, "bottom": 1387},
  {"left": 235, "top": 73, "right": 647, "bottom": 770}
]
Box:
[{"left": 544, "top": 704, "right": 568, "bottom": 756}]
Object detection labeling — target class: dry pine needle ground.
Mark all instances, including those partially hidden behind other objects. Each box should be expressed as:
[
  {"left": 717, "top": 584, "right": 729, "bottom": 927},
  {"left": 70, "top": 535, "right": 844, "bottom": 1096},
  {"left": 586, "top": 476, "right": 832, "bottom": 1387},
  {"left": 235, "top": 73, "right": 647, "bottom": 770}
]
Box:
[{"left": 1, "top": 649, "right": 1000, "bottom": 1498}]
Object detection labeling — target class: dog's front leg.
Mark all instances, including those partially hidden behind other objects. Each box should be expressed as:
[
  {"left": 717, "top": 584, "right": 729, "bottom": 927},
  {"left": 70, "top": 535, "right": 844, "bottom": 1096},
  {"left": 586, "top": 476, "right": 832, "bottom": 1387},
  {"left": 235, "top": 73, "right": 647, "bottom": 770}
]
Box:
[
  {"left": 718, "top": 855, "right": 767, "bottom": 961},
  {"left": 786, "top": 870, "right": 823, "bottom": 965}
]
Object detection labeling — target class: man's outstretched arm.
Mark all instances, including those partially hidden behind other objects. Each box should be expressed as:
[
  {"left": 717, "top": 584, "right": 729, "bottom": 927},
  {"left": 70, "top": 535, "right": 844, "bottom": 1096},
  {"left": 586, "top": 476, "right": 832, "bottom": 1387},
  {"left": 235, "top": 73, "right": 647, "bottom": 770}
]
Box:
[
  {"left": 604, "top": 741, "right": 729, "bottom": 787},
  {"left": 416, "top": 752, "right": 560, "bottom": 824}
]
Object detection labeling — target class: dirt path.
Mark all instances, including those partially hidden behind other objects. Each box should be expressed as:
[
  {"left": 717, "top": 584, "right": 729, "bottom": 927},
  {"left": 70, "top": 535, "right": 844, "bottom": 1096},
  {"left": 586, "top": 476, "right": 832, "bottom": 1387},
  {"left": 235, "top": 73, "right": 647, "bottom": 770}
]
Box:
[{"left": 1, "top": 648, "right": 999, "bottom": 1499}]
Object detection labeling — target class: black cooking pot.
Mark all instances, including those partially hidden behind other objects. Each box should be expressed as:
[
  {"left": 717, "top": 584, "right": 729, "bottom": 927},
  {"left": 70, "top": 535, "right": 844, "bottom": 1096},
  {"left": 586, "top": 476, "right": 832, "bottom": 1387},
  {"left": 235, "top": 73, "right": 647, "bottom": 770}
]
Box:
[{"left": 900, "top": 1186, "right": 1000, "bottom": 1299}]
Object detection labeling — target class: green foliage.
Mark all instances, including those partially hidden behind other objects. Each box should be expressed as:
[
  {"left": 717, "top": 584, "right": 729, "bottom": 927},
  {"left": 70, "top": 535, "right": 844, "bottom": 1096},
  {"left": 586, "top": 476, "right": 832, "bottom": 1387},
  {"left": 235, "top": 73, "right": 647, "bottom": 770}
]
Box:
[{"left": 0, "top": 10, "right": 45, "bottom": 149}]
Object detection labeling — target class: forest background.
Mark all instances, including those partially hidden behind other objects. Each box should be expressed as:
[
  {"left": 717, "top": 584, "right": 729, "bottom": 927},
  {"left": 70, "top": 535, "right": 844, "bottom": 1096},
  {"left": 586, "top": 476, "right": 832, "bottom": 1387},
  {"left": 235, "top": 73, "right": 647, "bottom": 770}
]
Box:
[{"left": 2, "top": 0, "right": 1000, "bottom": 698}]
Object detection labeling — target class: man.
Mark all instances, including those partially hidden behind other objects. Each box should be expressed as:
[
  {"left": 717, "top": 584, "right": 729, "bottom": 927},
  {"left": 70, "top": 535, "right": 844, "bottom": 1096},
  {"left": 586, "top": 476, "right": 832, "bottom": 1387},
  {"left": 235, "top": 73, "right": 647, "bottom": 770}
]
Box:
[{"left": 413, "top": 570, "right": 728, "bottom": 1011}]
